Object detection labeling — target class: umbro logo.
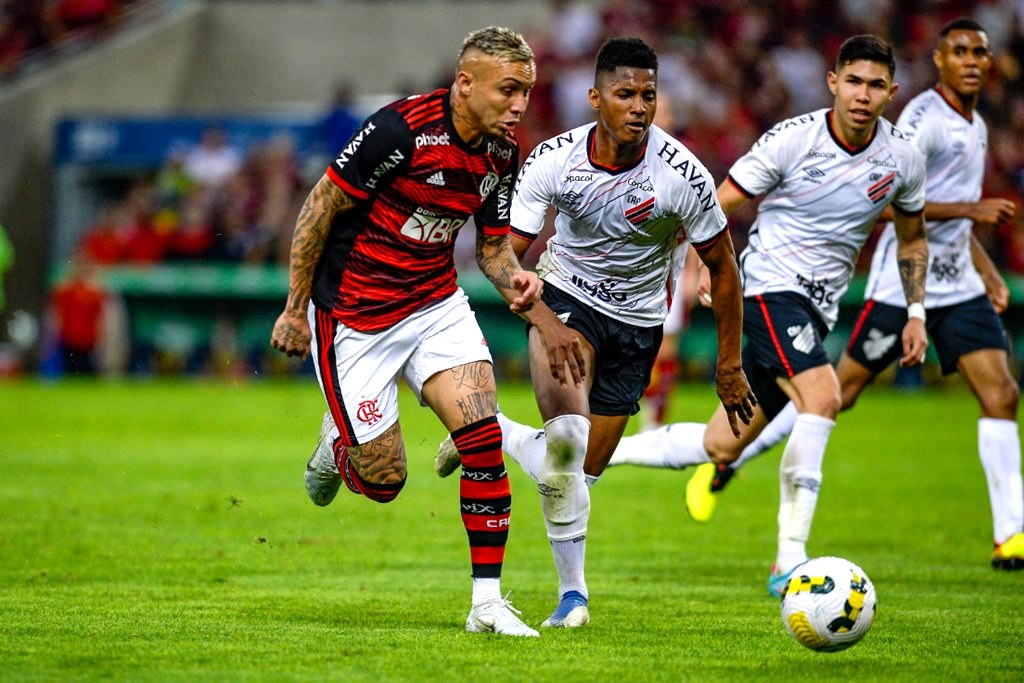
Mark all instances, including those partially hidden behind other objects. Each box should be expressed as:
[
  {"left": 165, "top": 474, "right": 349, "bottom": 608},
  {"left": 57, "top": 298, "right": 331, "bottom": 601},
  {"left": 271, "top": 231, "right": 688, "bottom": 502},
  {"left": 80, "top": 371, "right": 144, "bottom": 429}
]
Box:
[
  {"left": 787, "top": 323, "right": 816, "bottom": 354},
  {"left": 862, "top": 328, "right": 898, "bottom": 361},
  {"left": 426, "top": 171, "right": 445, "bottom": 186}
]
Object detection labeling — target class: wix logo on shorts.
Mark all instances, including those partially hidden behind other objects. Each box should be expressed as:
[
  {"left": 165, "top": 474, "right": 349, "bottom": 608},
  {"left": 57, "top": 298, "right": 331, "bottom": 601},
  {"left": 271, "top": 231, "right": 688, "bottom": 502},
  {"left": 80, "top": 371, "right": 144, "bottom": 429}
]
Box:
[
  {"left": 787, "top": 323, "right": 816, "bottom": 354},
  {"left": 862, "top": 328, "right": 898, "bottom": 361}
]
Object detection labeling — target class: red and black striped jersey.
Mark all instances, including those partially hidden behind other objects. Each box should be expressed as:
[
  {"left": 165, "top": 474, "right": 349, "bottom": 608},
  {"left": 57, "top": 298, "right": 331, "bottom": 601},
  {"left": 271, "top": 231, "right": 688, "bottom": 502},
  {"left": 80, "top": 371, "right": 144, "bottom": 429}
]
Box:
[{"left": 314, "top": 89, "right": 519, "bottom": 333}]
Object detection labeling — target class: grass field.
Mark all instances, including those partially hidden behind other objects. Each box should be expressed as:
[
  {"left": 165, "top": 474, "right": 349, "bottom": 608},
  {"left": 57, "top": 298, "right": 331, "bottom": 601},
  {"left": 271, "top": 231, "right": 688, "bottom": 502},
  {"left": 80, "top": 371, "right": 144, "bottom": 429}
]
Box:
[{"left": 1, "top": 377, "right": 1022, "bottom": 682}]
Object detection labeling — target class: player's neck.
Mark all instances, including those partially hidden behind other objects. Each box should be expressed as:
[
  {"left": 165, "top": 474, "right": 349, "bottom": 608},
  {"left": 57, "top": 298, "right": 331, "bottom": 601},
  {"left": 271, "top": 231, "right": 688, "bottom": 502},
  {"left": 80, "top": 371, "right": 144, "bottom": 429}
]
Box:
[
  {"left": 591, "top": 128, "right": 645, "bottom": 169},
  {"left": 832, "top": 119, "right": 876, "bottom": 150},
  {"left": 449, "top": 89, "right": 486, "bottom": 148},
  {"left": 936, "top": 82, "right": 976, "bottom": 119}
]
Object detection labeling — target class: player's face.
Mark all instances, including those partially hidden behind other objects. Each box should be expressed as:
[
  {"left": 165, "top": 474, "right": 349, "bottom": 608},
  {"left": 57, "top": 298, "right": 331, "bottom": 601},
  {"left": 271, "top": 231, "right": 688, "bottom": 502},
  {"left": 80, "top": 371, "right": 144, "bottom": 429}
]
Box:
[
  {"left": 590, "top": 67, "right": 658, "bottom": 148},
  {"left": 935, "top": 29, "right": 991, "bottom": 101},
  {"left": 458, "top": 54, "right": 536, "bottom": 143},
  {"left": 827, "top": 60, "right": 897, "bottom": 143}
]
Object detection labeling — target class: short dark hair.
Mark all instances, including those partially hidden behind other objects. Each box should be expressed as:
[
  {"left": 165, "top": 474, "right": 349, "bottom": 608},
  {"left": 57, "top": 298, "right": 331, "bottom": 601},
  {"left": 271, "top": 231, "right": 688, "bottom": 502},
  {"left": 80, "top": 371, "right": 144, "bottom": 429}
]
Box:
[
  {"left": 595, "top": 37, "right": 658, "bottom": 80},
  {"left": 835, "top": 34, "right": 896, "bottom": 77},
  {"left": 939, "top": 17, "right": 987, "bottom": 41}
]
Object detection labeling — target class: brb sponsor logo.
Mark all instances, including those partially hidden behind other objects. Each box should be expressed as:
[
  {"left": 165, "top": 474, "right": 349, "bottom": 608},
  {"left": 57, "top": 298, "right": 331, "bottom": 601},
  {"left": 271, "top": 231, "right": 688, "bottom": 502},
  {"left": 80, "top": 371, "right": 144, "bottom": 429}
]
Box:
[
  {"left": 400, "top": 207, "right": 466, "bottom": 244},
  {"left": 415, "top": 132, "right": 450, "bottom": 149}
]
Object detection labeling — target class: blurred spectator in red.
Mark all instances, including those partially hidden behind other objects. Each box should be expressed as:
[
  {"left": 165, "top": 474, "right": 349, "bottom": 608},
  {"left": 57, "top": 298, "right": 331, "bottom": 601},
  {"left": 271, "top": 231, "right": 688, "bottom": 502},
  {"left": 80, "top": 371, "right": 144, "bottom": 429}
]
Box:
[
  {"left": 0, "top": 0, "right": 61, "bottom": 79},
  {"left": 165, "top": 190, "right": 214, "bottom": 261},
  {"left": 118, "top": 179, "right": 166, "bottom": 263},
  {"left": 55, "top": 0, "right": 118, "bottom": 36},
  {"left": 79, "top": 205, "right": 126, "bottom": 264},
  {"left": 49, "top": 254, "right": 108, "bottom": 375}
]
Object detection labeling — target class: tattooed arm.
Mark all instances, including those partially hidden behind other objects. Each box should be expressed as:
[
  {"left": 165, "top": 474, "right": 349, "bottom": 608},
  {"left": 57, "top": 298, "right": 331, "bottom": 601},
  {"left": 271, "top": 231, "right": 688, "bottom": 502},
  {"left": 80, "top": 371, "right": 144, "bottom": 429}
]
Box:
[
  {"left": 477, "top": 233, "right": 586, "bottom": 386},
  {"left": 270, "top": 174, "right": 356, "bottom": 360},
  {"left": 893, "top": 209, "right": 929, "bottom": 367},
  {"left": 476, "top": 232, "right": 543, "bottom": 315}
]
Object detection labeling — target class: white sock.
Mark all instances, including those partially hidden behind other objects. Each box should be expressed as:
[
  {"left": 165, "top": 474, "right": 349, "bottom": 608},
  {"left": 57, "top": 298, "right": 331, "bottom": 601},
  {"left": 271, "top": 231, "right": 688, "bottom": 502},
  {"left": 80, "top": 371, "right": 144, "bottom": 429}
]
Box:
[
  {"left": 978, "top": 417, "right": 1024, "bottom": 543},
  {"left": 497, "top": 412, "right": 547, "bottom": 482},
  {"left": 734, "top": 401, "right": 798, "bottom": 469},
  {"left": 776, "top": 413, "right": 834, "bottom": 573},
  {"left": 471, "top": 577, "right": 501, "bottom": 605},
  {"left": 551, "top": 533, "right": 588, "bottom": 599},
  {"left": 606, "top": 422, "right": 709, "bottom": 469}
]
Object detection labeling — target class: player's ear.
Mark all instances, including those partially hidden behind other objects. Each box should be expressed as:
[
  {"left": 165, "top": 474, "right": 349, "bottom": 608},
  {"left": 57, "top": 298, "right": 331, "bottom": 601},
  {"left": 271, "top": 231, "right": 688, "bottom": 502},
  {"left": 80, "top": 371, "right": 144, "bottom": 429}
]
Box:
[
  {"left": 826, "top": 71, "right": 838, "bottom": 96},
  {"left": 887, "top": 82, "right": 899, "bottom": 103},
  {"left": 588, "top": 87, "right": 600, "bottom": 112},
  {"left": 455, "top": 70, "right": 473, "bottom": 98}
]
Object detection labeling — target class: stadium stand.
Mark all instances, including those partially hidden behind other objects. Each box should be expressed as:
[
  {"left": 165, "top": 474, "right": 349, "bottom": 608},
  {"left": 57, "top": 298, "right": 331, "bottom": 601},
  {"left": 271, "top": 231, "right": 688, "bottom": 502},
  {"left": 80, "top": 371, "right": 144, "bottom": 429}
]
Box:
[{"left": 4, "top": 0, "right": 1024, "bottom": 377}]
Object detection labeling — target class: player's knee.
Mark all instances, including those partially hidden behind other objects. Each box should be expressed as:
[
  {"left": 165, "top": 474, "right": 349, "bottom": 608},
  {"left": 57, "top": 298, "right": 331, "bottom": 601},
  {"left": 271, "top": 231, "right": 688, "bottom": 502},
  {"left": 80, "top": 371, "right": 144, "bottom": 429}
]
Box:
[
  {"left": 804, "top": 391, "right": 842, "bottom": 419},
  {"left": 361, "top": 476, "right": 407, "bottom": 503},
  {"left": 541, "top": 414, "right": 590, "bottom": 470},
  {"left": 981, "top": 379, "right": 1020, "bottom": 419}
]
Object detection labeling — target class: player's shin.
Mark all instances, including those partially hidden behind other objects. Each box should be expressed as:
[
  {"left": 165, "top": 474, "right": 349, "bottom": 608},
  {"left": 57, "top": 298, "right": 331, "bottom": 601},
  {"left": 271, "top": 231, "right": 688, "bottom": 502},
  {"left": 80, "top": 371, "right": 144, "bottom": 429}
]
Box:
[
  {"left": 452, "top": 416, "right": 511, "bottom": 603},
  {"left": 496, "top": 412, "right": 546, "bottom": 481},
  {"left": 538, "top": 414, "right": 591, "bottom": 597},
  {"left": 607, "top": 422, "right": 709, "bottom": 468},
  {"left": 978, "top": 417, "right": 1024, "bottom": 543},
  {"left": 776, "top": 413, "right": 834, "bottom": 572}
]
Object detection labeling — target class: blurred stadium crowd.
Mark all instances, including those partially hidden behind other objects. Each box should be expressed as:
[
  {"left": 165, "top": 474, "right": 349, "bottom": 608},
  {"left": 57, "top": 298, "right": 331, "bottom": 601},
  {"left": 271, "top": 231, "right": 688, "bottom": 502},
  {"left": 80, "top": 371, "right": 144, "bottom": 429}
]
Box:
[{"left": 13, "top": 0, "right": 1024, "bottom": 375}]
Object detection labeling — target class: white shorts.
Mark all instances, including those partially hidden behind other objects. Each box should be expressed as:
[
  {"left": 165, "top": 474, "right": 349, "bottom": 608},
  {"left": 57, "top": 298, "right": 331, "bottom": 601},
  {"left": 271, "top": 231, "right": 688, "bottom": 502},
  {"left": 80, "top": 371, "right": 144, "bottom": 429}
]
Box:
[{"left": 308, "top": 289, "right": 493, "bottom": 446}]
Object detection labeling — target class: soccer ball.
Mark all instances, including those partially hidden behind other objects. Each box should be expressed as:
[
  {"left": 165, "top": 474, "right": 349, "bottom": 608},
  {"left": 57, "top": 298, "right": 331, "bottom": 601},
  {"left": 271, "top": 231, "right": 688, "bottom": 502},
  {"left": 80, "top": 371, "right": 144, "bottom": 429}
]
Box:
[{"left": 779, "top": 556, "right": 877, "bottom": 652}]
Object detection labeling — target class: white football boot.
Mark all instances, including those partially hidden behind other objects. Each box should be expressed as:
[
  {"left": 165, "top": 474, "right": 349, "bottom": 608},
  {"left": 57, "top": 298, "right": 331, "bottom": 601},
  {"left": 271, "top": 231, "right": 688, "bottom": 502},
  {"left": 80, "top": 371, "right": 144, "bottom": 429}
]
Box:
[
  {"left": 304, "top": 411, "right": 341, "bottom": 506},
  {"left": 465, "top": 596, "right": 539, "bottom": 637}
]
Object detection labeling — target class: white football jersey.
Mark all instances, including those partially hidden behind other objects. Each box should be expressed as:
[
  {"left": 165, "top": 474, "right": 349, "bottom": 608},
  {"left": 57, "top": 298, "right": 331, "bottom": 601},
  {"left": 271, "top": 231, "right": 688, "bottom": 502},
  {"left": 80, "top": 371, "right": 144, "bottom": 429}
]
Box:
[
  {"left": 865, "top": 88, "right": 988, "bottom": 307},
  {"left": 730, "top": 108, "right": 926, "bottom": 328},
  {"left": 511, "top": 123, "right": 727, "bottom": 327}
]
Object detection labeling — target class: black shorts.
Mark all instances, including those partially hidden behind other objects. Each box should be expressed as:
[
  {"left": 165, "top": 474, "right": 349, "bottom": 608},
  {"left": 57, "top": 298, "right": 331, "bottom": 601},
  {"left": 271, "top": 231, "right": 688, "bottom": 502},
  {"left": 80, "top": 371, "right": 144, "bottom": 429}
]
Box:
[
  {"left": 743, "top": 292, "right": 832, "bottom": 420},
  {"left": 846, "top": 295, "right": 1008, "bottom": 375},
  {"left": 537, "top": 285, "right": 662, "bottom": 416}
]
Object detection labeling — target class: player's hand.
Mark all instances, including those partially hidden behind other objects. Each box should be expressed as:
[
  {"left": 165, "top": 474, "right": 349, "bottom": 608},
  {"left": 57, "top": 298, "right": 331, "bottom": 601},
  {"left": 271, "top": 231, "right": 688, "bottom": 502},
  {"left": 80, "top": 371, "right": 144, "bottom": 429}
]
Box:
[
  {"left": 508, "top": 271, "right": 543, "bottom": 314},
  {"left": 899, "top": 318, "right": 928, "bottom": 367},
  {"left": 534, "top": 317, "right": 585, "bottom": 387},
  {"left": 970, "top": 198, "right": 1016, "bottom": 226},
  {"left": 983, "top": 271, "right": 1010, "bottom": 313},
  {"left": 715, "top": 364, "right": 757, "bottom": 438},
  {"left": 696, "top": 265, "right": 713, "bottom": 307},
  {"left": 271, "top": 309, "right": 312, "bottom": 360}
]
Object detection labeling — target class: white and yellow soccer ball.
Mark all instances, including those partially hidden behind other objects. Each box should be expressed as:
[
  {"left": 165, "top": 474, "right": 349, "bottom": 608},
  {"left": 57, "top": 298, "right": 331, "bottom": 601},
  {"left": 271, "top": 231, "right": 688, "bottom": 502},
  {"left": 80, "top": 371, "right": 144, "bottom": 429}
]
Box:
[{"left": 779, "top": 556, "right": 877, "bottom": 652}]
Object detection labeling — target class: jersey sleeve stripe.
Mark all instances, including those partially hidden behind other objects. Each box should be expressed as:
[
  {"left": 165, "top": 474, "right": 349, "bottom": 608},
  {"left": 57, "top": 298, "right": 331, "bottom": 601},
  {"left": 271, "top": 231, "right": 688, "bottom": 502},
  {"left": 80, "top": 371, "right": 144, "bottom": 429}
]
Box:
[
  {"left": 510, "top": 227, "right": 537, "bottom": 242},
  {"left": 480, "top": 224, "right": 511, "bottom": 236},
  {"left": 892, "top": 202, "right": 924, "bottom": 217},
  {"left": 726, "top": 174, "right": 755, "bottom": 198},
  {"left": 326, "top": 166, "right": 370, "bottom": 201},
  {"left": 690, "top": 228, "right": 726, "bottom": 252}
]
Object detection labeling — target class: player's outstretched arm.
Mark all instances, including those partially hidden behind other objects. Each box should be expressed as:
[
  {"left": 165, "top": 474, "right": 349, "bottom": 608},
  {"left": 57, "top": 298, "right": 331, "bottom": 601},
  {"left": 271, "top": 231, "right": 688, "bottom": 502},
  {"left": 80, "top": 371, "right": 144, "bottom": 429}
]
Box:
[
  {"left": 480, "top": 233, "right": 585, "bottom": 387},
  {"left": 270, "top": 174, "right": 355, "bottom": 360},
  {"left": 698, "top": 231, "right": 756, "bottom": 437},
  {"left": 893, "top": 209, "right": 929, "bottom": 367},
  {"left": 476, "top": 232, "right": 543, "bottom": 314},
  {"left": 970, "top": 233, "right": 1010, "bottom": 313}
]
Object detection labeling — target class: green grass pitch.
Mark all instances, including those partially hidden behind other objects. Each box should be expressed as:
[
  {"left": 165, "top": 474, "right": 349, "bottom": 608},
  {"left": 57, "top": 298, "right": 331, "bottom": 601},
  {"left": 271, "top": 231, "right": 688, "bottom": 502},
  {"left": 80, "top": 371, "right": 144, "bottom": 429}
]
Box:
[{"left": 1, "top": 378, "right": 1022, "bottom": 681}]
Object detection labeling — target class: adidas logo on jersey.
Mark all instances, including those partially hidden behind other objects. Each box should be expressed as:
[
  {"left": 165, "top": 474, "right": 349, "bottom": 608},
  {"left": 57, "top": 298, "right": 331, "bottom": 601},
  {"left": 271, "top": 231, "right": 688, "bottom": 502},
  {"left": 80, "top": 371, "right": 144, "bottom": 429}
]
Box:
[
  {"left": 862, "top": 328, "right": 898, "bottom": 361},
  {"left": 426, "top": 171, "right": 445, "bottom": 186},
  {"left": 787, "top": 323, "right": 816, "bottom": 354}
]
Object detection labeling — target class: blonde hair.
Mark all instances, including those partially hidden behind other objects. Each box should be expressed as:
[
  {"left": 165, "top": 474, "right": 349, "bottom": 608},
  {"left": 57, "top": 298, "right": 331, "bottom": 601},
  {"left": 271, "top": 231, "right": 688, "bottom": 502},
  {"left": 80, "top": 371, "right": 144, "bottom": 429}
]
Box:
[{"left": 460, "top": 26, "right": 534, "bottom": 64}]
